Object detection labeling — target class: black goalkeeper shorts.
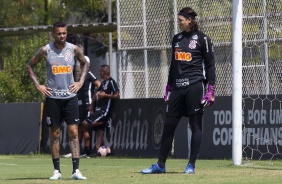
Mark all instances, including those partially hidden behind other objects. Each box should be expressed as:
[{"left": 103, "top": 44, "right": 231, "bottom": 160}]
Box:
[{"left": 166, "top": 81, "right": 205, "bottom": 117}]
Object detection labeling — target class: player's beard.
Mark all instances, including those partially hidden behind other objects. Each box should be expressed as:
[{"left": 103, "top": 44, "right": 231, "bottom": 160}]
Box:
[
  {"left": 54, "top": 39, "right": 66, "bottom": 49},
  {"left": 59, "top": 39, "right": 66, "bottom": 44},
  {"left": 57, "top": 39, "right": 66, "bottom": 46}
]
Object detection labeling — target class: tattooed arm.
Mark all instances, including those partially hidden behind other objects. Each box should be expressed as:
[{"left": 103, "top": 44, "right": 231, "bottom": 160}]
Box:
[
  {"left": 26, "top": 46, "right": 52, "bottom": 96},
  {"left": 69, "top": 45, "right": 90, "bottom": 93}
]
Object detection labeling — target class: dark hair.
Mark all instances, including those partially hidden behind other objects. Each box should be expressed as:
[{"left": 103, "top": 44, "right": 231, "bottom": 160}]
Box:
[
  {"left": 178, "top": 7, "right": 198, "bottom": 31},
  {"left": 52, "top": 21, "right": 67, "bottom": 30},
  {"left": 100, "top": 64, "right": 110, "bottom": 75}
]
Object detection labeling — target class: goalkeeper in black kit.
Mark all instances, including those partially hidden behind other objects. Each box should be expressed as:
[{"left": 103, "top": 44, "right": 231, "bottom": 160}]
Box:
[{"left": 141, "top": 7, "right": 216, "bottom": 174}]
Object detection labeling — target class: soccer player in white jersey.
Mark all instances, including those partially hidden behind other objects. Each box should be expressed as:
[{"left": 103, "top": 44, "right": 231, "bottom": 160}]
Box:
[{"left": 26, "top": 21, "right": 89, "bottom": 180}]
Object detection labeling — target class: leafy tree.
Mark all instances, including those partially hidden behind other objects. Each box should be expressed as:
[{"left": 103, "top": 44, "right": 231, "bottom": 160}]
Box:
[
  {"left": 0, "top": 0, "right": 63, "bottom": 76},
  {"left": 0, "top": 34, "right": 47, "bottom": 103},
  {"left": 0, "top": 0, "right": 117, "bottom": 103},
  {"left": 62, "top": 0, "right": 118, "bottom": 56},
  {"left": 62, "top": 0, "right": 108, "bottom": 21}
]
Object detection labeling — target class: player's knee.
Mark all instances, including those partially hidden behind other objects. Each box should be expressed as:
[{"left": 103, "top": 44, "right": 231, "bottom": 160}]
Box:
[
  {"left": 97, "top": 130, "right": 104, "bottom": 136},
  {"left": 50, "top": 127, "right": 60, "bottom": 137}
]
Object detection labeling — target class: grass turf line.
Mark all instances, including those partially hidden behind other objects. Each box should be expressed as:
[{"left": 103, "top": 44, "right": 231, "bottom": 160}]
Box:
[{"left": 0, "top": 154, "right": 282, "bottom": 184}]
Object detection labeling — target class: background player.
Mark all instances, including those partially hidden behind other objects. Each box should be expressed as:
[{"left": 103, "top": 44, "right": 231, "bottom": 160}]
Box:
[
  {"left": 62, "top": 56, "right": 101, "bottom": 158},
  {"left": 82, "top": 64, "right": 120, "bottom": 156}
]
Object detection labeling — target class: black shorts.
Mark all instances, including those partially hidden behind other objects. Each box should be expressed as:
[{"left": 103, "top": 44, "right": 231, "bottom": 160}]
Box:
[
  {"left": 84, "top": 110, "right": 110, "bottom": 132},
  {"left": 166, "top": 81, "right": 205, "bottom": 117},
  {"left": 45, "top": 96, "right": 79, "bottom": 127},
  {"left": 79, "top": 104, "right": 91, "bottom": 123}
]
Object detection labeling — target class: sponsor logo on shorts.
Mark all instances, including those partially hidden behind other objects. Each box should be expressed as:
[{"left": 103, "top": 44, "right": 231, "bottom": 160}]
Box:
[{"left": 46, "top": 117, "right": 51, "bottom": 125}]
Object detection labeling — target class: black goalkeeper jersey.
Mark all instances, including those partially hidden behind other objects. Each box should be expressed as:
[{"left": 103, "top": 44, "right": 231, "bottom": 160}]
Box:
[
  {"left": 167, "top": 30, "right": 216, "bottom": 88},
  {"left": 77, "top": 71, "right": 98, "bottom": 106}
]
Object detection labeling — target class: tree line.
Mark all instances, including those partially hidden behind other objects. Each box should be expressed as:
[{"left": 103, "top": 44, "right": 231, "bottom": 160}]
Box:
[{"left": 0, "top": 0, "right": 117, "bottom": 103}]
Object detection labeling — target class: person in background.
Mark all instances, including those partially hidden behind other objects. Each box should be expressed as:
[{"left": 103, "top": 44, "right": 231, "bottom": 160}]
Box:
[
  {"left": 26, "top": 21, "right": 88, "bottom": 180},
  {"left": 62, "top": 56, "right": 101, "bottom": 158},
  {"left": 82, "top": 64, "right": 120, "bottom": 156},
  {"left": 141, "top": 7, "right": 216, "bottom": 174}
]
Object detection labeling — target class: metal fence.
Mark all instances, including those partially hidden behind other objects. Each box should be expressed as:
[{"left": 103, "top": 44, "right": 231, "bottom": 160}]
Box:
[{"left": 117, "top": 0, "right": 282, "bottom": 99}]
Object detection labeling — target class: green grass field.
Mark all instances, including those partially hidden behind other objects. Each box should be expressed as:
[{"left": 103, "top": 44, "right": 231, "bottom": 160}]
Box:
[{"left": 0, "top": 154, "right": 282, "bottom": 184}]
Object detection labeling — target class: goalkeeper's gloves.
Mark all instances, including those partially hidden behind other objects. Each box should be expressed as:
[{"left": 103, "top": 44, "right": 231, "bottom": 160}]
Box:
[
  {"left": 164, "top": 85, "right": 172, "bottom": 101},
  {"left": 201, "top": 85, "right": 215, "bottom": 107}
]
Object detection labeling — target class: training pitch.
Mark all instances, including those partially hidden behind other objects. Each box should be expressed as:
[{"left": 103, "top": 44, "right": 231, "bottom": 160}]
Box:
[{"left": 0, "top": 154, "right": 282, "bottom": 184}]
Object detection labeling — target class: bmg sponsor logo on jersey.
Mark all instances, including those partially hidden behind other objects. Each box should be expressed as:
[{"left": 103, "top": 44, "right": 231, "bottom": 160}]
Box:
[
  {"left": 175, "top": 51, "right": 192, "bottom": 61},
  {"left": 52, "top": 65, "right": 72, "bottom": 75}
]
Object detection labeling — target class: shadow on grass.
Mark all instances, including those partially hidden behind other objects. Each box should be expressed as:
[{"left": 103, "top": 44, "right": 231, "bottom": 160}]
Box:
[{"left": 137, "top": 172, "right": 181, "bottom": 174}]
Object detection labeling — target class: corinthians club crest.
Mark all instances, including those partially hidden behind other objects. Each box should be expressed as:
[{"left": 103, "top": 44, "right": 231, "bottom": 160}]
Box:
[{"left": 152, "top": 108, "right": 165, "bottom": 149}]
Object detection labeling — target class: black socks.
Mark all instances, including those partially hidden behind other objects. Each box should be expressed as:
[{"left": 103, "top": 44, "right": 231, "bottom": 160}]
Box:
[
  {"left": 72, "top": 158, "right": 79, "bottom": 174},
  {"left": 52, "top": 158, "right": 60, "bottom": 172}
]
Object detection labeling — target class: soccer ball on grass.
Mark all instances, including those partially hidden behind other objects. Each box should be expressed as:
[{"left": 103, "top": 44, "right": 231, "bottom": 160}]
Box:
[{"left": 98, "top": 146, "right": 111, "bottom": 157}]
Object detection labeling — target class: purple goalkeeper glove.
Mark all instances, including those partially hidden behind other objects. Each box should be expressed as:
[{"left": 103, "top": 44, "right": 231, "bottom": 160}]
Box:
[
  {"left": 201, "top": 85, "right": 215, "bottom": 107},
  {"left": 164, "top": 85, "right": 172, "bottom": 101}
]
